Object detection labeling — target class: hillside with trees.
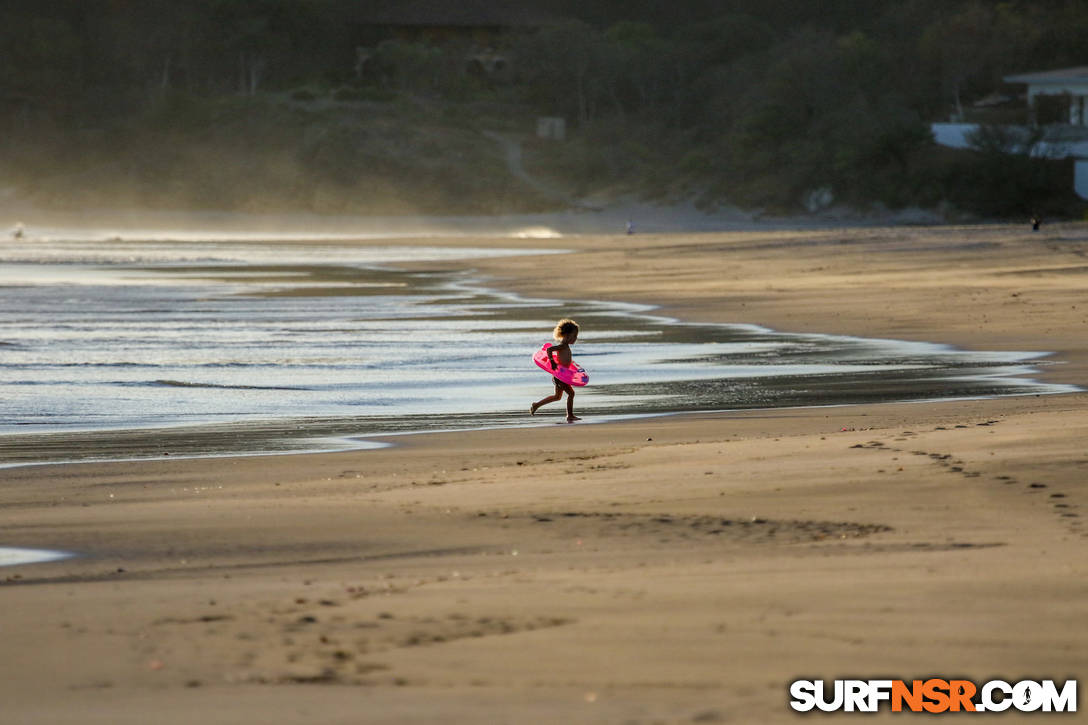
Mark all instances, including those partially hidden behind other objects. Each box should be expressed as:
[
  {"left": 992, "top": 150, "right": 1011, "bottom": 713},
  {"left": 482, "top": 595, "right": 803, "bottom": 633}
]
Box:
[{"left": 2, "top": 0, "right": 1087, "bottom": 218}]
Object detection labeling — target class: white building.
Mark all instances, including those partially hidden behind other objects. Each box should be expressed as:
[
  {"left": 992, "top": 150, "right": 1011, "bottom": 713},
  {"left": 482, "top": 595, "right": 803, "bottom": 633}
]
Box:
[
  {"left": 1004, "top": 67, "right": 1088, "bottom": 199},
  {"left": 1003, "top": 66, "right": 1088, "bottom": 126},
  {"left": 931, "top": 67, "right": 1088, "bottom": 199}
]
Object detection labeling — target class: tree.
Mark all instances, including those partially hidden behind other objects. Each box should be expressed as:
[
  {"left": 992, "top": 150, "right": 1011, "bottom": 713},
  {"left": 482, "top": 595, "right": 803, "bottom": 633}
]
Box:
[{"left": 521, "top": 20, "right": 608, "bottom": 125}]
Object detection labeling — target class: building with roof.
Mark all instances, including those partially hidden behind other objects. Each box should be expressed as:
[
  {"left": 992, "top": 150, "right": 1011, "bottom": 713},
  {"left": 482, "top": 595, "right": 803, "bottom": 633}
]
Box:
[
  {"left": 350, "top": 0, "right": 555, "bottom": 45},
  {"left": 349, "top": 0, "right": 557, "bottom": 85},
  {"left": 1004, "top": 67, "right": 1088, "bottom": 126},
  {"left": 932, "top": 67, "right": 1088, "bottom": 200}
]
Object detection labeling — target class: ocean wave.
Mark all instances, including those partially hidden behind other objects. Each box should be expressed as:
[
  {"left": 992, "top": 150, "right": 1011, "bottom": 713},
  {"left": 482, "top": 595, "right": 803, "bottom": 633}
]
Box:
[{"left": 151, "top": 379, "right": 308, "bottom": 391}]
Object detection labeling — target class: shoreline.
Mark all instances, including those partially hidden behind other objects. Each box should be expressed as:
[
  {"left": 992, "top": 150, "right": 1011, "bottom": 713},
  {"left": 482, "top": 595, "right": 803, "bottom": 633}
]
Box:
[
  {"left": 2, "top": 223, "right": 1086, "bottom": 723},
  {"left": 445, "top": 222, "right": 1088, "bottom": 383},
  {"left": 3, "top": 229, "right": 1080, "bottom": 468}
]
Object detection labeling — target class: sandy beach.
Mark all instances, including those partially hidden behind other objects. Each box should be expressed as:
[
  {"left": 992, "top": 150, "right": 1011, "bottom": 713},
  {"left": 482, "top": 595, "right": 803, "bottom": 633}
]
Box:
[{"left": 2, "top": 223, "right": 1086, "bottom": 723}]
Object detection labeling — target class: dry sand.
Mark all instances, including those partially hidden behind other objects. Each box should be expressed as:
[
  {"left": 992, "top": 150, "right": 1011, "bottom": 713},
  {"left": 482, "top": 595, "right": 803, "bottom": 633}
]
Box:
[{"left": 2, "top": 223, "right": 1086, "bottom": 723}]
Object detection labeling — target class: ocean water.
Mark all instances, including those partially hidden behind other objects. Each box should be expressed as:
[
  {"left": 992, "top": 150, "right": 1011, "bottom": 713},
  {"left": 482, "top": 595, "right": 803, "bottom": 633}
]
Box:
[{"left": 0, "top": 234, "right": 1076, "bottom": 466}]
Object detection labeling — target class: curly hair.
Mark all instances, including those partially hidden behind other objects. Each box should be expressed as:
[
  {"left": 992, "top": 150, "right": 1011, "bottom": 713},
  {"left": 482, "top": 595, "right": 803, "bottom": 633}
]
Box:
[{"left": 553, "top": 318, "right": 579, "bottom": 342}]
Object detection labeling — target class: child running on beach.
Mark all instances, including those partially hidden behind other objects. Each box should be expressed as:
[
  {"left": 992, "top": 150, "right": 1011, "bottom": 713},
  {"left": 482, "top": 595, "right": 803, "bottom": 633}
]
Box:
[{"left": 530, "top": 318, "right": 581, "bottom": 423}]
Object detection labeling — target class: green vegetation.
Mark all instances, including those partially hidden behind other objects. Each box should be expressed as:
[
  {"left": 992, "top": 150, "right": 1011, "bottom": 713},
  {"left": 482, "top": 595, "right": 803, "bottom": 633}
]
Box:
[{"left": 2, "top": 0, "right": 1087, "bottom": 217}]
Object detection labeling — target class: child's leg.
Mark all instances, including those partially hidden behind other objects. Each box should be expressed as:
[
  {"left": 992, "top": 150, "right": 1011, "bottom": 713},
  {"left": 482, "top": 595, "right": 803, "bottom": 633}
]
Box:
[
  {"left": 530, "top": 392, "right": 560, "bottom": 414},
  {"left": 531, "top": 379, "right": 564, "bottom": 415},
  {"left": 560, "top": 382, "right": 580, "bottom": 422}
]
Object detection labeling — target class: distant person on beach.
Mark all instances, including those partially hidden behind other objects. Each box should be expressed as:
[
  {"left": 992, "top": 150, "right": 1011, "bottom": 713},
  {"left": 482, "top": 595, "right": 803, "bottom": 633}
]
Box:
[
  {"left": 530, "top": 318, "right": 581, "bottom": 423},
  {"left": 11, "top": 222, "right": 24, "bottom": 239},
  {"left": 1031, "top": 216, "right": 1041, "bottom": 231},
  {"left": 626, "top": 219, "right": 635, "bottom": 235}
]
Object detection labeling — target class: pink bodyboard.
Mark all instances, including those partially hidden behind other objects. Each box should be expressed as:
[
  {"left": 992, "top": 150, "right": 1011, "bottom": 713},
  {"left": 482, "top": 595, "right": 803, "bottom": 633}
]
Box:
[{"left": 533, "top": 342, "right": 588, "bottom": 387}]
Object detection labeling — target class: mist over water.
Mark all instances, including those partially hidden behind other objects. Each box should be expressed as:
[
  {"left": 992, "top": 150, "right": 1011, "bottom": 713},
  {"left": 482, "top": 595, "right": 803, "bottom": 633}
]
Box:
[{"left": 0, "top": 234, "right": 1076, "bottom": 466}]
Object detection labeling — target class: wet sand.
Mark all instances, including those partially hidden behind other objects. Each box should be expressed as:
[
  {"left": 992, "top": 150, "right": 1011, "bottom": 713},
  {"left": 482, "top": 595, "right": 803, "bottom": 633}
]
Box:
[{"left": 2, "top": 223, "right": 1087, "bottom": 723}]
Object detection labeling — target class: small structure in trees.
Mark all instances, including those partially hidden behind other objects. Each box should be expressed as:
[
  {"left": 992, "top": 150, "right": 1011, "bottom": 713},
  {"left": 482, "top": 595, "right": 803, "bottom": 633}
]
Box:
[
  {"left": 536, "top": 116, "right": 566, "bottom": 141},
  {"left": 349, "top": 0, "right": 554, "bottom": 85}
]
